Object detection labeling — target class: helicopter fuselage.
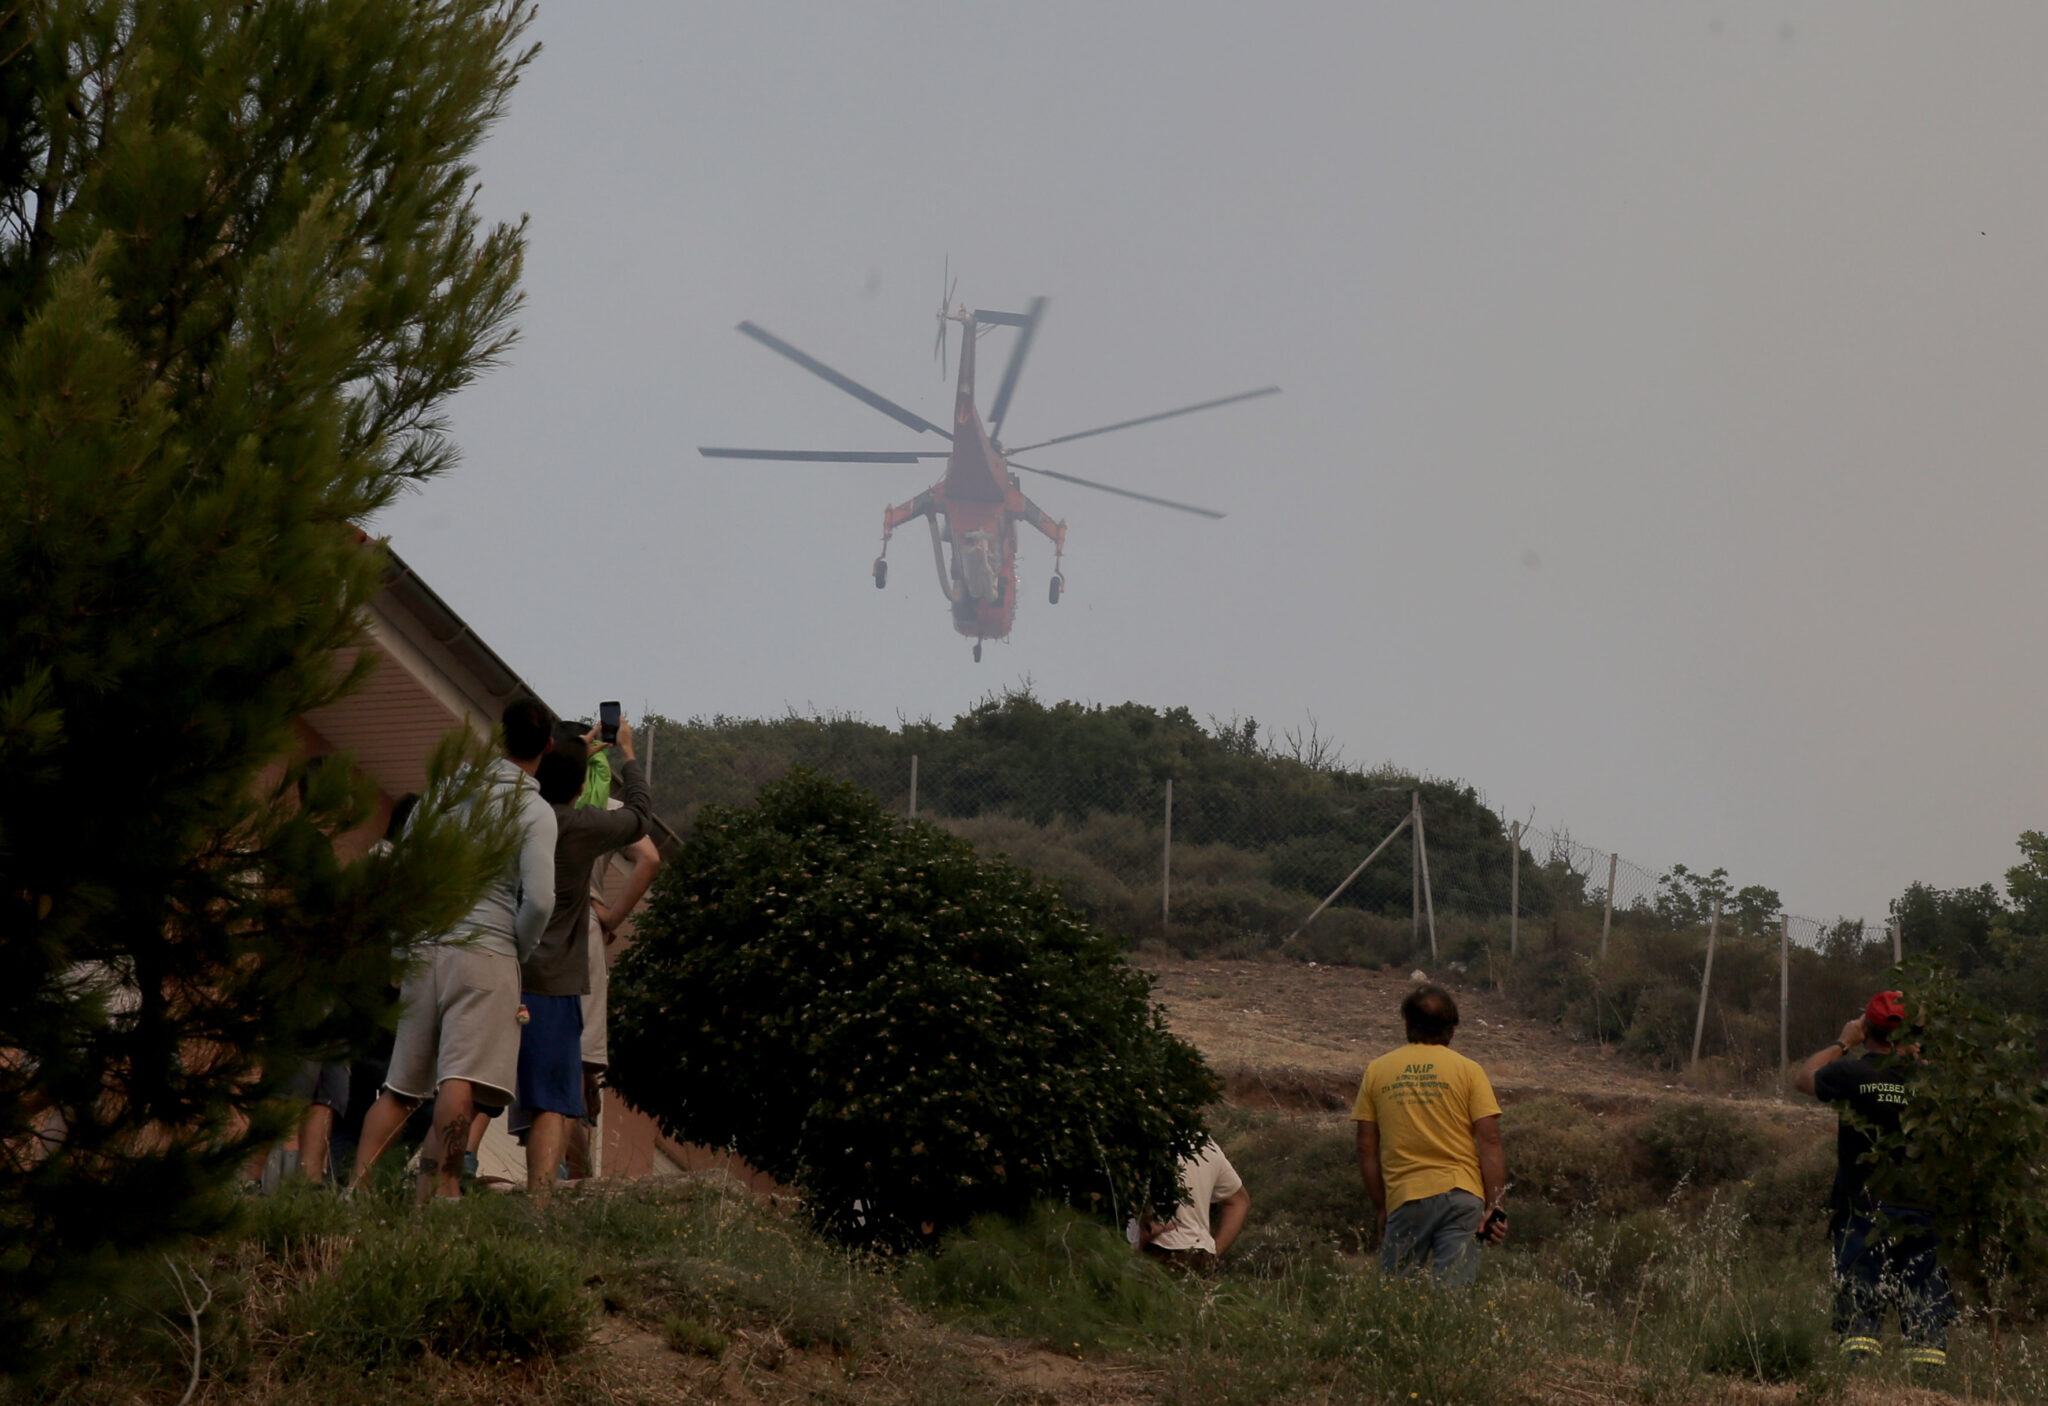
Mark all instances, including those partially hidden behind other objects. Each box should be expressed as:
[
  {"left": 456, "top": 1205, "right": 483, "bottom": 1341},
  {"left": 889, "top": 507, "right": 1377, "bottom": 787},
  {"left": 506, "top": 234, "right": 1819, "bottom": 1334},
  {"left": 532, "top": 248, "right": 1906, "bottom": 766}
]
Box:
[{"left": 880, "top": 311, "right": 1065, "bottom": 650}]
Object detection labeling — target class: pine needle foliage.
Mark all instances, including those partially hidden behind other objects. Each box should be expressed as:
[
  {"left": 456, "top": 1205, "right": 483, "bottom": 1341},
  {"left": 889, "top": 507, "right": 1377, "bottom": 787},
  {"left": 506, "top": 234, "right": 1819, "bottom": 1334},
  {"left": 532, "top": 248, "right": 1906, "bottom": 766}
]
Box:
[
  {"left": 609, "top": 769, "right": 1221, "bottom": 1250},
  {"left": 0, "top": 0, "right": 535, "bottom": 1370}
]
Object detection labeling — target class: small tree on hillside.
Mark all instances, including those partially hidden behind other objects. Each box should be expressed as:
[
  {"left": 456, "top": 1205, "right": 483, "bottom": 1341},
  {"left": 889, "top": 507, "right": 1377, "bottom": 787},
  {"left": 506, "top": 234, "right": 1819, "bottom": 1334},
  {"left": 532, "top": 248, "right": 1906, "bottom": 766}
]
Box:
[
  {"left": 1870, "top": 960, "right": 2048, "bottom": 1319},
  {"left": 609, "top": 770, "right": 1220, "bottom": 1249},
  {"left": 0, "top": 0, "right": 534, "bottom": 1369}
]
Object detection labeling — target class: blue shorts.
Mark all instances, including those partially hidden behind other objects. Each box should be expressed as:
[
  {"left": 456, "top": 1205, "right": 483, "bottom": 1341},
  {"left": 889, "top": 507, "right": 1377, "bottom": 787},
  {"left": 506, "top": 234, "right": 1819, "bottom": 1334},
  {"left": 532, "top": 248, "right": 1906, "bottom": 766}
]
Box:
[{"left": 515, "top": 994, "right": 585, "bottom": 1119}]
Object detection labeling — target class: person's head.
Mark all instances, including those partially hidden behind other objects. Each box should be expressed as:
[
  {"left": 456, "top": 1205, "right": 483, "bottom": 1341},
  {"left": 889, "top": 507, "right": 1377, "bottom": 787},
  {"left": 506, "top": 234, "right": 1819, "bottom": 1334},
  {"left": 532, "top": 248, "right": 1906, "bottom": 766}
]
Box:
[
  {"left": 501, "top": 698, "right": 553, "bottom": 764},
  {"left": 1402, "top": 984, "right": 1460, "bottom": 1045},
  {"left": 536, "top": 722, "right": 591, "bottom": 806},
  {"left": 1863, "top": 989, "right": 1908, "bottom": 1051}
]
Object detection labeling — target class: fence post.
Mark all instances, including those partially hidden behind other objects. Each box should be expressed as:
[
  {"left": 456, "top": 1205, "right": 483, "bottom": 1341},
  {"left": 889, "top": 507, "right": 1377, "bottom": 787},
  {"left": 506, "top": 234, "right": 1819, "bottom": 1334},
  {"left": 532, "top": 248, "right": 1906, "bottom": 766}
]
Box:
[
  {"left": 908, "top": 754, "right": 918, "bottom": 818},
  {"left": 1690, "top": 897, "right": 1721, "bottom": 1077},
  {"left": 1600, "top": 852, "right": 1617, "bottom": 959},
  {"left": 1289, "top": 811, "right": 1414, "bottom": 941},
  {"left": 1411, "top": 791, "right": 1421, "bottom": 949},
  {"left": 1779, "top": 915, "right": 1790, "bottom": 1099},
  {"left": 1161, "top": 778, "right": 1173, "bottom": 930},
  {"left": 644, "top": 714, "right": 656, "bottom": 787},
  {"left": 1417, "top": 801, "right": 1438, "bottom": 961},
  {"left": 1890, "top": 917, "right": 1902, "bottom": 965},
  {"left": 1509, "top": 821, "right": 1521, "bottom": 957}
]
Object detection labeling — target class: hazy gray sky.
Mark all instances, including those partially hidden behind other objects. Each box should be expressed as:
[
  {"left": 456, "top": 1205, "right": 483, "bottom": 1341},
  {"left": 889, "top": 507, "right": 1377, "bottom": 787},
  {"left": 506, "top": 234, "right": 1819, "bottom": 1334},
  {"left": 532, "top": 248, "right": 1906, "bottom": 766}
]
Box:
[{"left": 374, "top": 2, "right": 2048, "bottom": 922}]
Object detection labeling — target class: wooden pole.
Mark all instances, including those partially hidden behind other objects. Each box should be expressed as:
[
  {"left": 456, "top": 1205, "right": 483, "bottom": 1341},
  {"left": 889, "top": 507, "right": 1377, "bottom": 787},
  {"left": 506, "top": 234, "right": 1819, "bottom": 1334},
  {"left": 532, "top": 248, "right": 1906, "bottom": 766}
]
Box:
[
  {"left": 1161, "top": 778, "right": 1173, "bottom": 930},
  {"left": 1891, "top": 917, "right": 1902, "bottom": 965},
  {"left": 1509, "top": 821, "right": 1521, "bottom": 957},
  {"left": 908, "top": 754, "right": 918, "bottom": 818},
  {"left": 1290, "top": 812, "right": 1414, "bottom": 941},
  {"left": 1690, "top": 897, "right": 1722, "bottom": 1076},
  {"left": 643, "top": 712, "right": 656, "bottom": 788},
  {"left": 1600, "top": 852, "right": 1618, "bottom": 960},
  {"left": 1779, "top": 914, "right": 1791, "bottom": 1099},
  {"left": 1418, "top": 801, "right": 1439, "bottom": 961}
]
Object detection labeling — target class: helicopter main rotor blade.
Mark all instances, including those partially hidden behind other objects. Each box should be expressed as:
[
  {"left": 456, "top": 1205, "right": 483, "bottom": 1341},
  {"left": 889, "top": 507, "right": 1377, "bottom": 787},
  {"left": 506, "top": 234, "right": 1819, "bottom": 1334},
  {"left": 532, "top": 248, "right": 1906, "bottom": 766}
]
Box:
[
  {"left": 1004, "top": 385, "right": 1280, "bottom": 455},
  {"left": 1007, "top": 459, "right": 1225, "bottom": 519},
  {"left": 699, "top": 448, "right": 951, "bottom": 463},
  {"left": 736, "top": 322, "right": 952, "bottom": 439},
  {"left": 986, "top": 296, "right": 1047, "bottom": 447}
]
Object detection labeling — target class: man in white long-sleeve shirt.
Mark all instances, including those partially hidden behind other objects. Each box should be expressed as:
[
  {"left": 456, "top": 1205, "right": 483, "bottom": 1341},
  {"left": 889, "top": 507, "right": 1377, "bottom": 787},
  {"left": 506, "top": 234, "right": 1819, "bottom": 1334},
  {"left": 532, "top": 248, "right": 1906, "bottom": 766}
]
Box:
[{"left": 351, "top": 699, "right": 558, "bottom": 1201}]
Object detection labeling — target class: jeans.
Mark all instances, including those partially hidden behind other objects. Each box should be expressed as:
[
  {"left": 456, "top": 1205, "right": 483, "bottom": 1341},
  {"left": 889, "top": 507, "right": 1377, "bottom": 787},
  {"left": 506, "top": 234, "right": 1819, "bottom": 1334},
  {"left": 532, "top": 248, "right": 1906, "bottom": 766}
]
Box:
[
  {"left": 1382, "top": 1188, "right": 1484, "bottom": 1287},
  {"left": 1831, "top": 1206, "right": 1955, "bottom": 1359}
]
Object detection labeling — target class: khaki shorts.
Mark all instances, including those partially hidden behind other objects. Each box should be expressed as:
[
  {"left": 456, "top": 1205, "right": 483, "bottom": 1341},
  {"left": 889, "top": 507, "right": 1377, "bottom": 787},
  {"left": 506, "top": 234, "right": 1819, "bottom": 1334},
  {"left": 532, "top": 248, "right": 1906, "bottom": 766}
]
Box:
[
  {"left": 385, "top": 944, "right": 522, "bottom": 1110},
  {"left": 580, "top": 912, "right": 609, "bottom": 1069}
]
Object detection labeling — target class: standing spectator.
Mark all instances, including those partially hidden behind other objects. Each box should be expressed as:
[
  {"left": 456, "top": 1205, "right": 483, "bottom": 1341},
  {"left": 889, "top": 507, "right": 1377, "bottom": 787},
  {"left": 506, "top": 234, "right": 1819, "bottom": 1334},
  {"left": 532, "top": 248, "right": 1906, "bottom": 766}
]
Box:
[
  {"left": 1128, "top": 1138, "right": 1250, "bottom": 1276},
  {"left": 569, "top": 826, "right": 661, "bottom": 1177},
  {"left": 351, "top": 700, "right": 557, "bottom": 1201},
  {"left": 1353, "top": 984, "right": 1507, "bottom": 1287},
  {"left": 516, "top": 717, "right": 655, "bottom": 1197},
  {"left": 1795, "top": 990, "right": 1954, "bottom": 1372}
]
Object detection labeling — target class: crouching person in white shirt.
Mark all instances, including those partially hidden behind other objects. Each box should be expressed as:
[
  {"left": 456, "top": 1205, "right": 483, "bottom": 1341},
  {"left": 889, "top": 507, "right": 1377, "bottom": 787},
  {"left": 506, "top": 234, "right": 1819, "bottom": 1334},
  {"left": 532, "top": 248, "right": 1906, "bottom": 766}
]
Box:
[{"left": 1129, "top": 1139, "right": 1251, "bottom": 1276}]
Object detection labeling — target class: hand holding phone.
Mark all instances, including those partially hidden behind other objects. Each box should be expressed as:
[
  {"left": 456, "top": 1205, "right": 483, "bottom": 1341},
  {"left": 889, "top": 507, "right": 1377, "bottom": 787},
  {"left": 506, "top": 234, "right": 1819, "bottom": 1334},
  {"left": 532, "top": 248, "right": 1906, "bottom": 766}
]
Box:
[{"left": 1476, "top": 1206, "right": 1508, "bottom": 1245}]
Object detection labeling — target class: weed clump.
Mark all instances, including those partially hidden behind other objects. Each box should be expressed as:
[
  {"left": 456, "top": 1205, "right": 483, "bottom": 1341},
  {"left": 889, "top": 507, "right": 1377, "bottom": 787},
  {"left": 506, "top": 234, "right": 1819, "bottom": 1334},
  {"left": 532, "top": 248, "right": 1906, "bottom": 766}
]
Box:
[
  {"left": 1697, "top": 1314, "right": 1818, "bottom": 1382},
  {"left": 1636, "top": 1101, "right": 1771, "bottom": 1191},
  {"left": 902, "top": 1204, "right": 1184, "bottom": 1353},
  {"left": 283, "top": 1222, "right": 591, "bottom": 1368},
  {"left": 662, "top": 1312, "right": 727, "bottom": 1357}
]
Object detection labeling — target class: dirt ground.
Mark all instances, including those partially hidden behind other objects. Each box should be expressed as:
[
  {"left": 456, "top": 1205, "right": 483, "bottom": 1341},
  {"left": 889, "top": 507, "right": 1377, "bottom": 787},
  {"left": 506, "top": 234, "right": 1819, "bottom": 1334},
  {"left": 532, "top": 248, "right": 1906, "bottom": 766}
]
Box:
[{"left": 1136, "top": 953, "right": 1831, "bottom": 1129}]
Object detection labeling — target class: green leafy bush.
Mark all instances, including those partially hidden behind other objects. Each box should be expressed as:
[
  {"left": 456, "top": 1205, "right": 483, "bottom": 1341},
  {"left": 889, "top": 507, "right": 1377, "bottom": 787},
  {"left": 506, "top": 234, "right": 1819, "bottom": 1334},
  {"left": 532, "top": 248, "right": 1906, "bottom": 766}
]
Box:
[
  {"left": 609, "top": 770, "right": 1220, "bottom": 1249},
  {"left": 1873, "top": 960, "right": 2048, "bottom": 1312}
]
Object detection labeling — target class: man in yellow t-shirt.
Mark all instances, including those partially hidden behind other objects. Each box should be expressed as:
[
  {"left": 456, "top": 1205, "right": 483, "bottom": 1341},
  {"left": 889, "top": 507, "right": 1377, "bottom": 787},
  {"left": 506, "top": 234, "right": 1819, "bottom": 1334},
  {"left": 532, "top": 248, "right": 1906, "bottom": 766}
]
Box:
[{"left": 1353, "top": 984, "right": 1506, "bottom": 1287}]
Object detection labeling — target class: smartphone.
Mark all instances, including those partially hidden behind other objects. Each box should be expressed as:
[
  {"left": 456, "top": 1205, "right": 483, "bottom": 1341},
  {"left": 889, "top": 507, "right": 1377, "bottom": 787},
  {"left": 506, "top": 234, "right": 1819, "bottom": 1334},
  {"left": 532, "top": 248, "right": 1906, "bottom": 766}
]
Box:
[
  {"left": 1476, "top": 1207, "right": 1506, "bottom": 1242},
  {"left": 599, "top": 700, "right": 621, "bottom": 745}
]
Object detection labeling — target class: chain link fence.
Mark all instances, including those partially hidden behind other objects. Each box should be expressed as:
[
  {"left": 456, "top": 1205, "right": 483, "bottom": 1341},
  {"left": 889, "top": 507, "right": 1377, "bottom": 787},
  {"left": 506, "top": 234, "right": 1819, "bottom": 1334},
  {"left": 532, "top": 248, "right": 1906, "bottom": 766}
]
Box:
[{"left": 642, "top": 717, "right": 1904, "bottom": 1087}]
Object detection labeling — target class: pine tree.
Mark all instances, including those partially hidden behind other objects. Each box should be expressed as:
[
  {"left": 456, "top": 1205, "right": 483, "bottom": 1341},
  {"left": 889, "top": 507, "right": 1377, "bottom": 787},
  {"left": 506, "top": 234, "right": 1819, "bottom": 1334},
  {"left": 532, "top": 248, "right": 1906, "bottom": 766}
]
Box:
[{"left": 0, "top": 1, "right": 535, "bottom": 1367}]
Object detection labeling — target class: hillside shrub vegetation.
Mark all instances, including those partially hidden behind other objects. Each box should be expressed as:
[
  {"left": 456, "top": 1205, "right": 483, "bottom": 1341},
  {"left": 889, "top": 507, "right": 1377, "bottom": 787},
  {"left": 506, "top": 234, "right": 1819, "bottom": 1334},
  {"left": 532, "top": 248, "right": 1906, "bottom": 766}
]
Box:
[
  {"left": 634, "top": 700, "right": 1954, "bottom": 1087},
  {"left": 608, "top": 770, "right": 1220, "bottom": 1249},
  {"left": 15, "top": 1117, "right": 2048, "bottom": 1404}
]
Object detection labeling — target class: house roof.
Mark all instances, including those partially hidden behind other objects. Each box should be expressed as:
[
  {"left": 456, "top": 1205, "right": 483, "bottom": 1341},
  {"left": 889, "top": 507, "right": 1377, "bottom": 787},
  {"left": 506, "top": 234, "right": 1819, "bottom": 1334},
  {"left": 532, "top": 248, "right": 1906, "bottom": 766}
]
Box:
[{"left": 303, "top": 541, "right": 545, "bottom": 800}]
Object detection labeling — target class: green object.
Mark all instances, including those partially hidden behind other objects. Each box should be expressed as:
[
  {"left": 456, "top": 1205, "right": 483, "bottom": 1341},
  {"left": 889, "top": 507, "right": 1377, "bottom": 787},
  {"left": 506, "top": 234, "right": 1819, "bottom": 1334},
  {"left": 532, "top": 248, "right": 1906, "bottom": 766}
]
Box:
[
  {"left": 0, "top": 1, "right": 535, "bottom": 1375},
  {"left": 579, "top": 746, "right": 613, "bottom": 809},
  {"left": 608, "top": 770, "right": 1221, "bottom": 1250}
]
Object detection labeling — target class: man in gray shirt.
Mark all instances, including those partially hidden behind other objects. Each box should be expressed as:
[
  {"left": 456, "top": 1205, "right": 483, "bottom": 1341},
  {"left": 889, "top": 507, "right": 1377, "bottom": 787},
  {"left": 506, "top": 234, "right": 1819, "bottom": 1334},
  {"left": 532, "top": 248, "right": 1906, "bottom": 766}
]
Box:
[
  {"left": 518, "top": 715, "right": 655, "bottom": 1193},
  {"left": 351, "top": 699, "right": 558, "bottom": 1201}
]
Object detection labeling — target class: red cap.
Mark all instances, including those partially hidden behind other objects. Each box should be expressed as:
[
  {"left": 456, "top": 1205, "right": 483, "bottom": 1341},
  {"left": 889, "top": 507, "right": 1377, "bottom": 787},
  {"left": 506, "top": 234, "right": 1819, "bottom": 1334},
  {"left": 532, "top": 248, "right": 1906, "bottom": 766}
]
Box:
[{"left": 1864, "top": 990, "right": 1907, "bottom": 1032}]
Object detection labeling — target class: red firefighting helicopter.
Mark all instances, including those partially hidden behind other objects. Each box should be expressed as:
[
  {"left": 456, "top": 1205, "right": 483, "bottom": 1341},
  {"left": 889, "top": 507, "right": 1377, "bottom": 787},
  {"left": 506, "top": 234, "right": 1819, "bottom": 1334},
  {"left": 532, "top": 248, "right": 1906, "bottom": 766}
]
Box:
[{"left": 699, "top": 279, "right": 1277, "bottom": 661}]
